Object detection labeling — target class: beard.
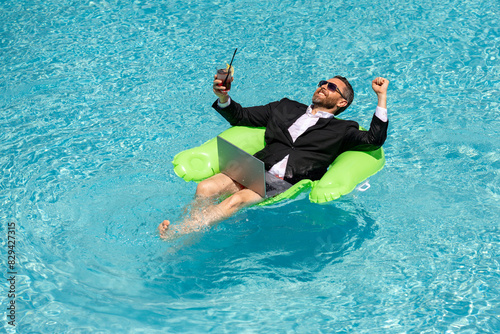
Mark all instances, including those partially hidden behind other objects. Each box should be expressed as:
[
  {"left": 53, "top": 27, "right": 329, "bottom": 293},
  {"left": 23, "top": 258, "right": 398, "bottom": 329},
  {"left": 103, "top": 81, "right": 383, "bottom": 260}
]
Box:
[{"left": 312, "top": 92, "right": 337, "bottom": 109}]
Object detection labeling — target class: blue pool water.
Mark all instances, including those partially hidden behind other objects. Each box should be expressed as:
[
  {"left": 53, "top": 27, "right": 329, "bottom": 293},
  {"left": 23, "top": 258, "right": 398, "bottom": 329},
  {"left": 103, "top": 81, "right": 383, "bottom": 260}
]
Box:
[{"left": 1, "top": 0, "right": 499, "bottom": 332}]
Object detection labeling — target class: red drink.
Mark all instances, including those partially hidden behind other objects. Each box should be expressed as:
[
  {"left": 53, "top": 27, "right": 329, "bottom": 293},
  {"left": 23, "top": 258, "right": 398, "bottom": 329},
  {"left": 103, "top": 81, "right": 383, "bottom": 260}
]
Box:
[{"left": 216, "top": 68, "right": 233, "bottom": 91}]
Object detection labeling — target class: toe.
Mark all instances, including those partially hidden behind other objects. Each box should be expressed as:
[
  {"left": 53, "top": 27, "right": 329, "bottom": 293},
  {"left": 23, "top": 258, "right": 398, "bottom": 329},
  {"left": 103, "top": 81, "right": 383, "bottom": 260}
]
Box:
[{"left": 158, "top": 220, "right": 170, "bottom": 233}]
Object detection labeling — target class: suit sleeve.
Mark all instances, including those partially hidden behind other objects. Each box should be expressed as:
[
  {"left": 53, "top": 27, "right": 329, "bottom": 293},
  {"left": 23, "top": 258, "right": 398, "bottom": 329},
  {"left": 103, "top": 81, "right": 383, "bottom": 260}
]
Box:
[
  {"left": 341, "top": 115, "right": 388, "bottom": 152},
  {"left": 212, "top": 99, "right": 282, "bottom": 127}
]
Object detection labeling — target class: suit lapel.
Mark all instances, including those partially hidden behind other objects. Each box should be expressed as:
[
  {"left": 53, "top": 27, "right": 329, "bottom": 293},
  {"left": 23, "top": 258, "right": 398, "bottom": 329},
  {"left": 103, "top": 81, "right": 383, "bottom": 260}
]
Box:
[
  {"left": 295, "top": 116, "right": 335, "bottom": 142},
  {"left": 277, "top": 103, "right": 308, "bottom": 143}
]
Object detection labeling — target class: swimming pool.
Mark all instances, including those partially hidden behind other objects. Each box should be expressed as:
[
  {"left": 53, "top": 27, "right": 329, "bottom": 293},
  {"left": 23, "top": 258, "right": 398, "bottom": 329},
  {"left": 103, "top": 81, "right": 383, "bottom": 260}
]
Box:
[{"left": 1, "top": 0, "right": 499, "bottom": 332}]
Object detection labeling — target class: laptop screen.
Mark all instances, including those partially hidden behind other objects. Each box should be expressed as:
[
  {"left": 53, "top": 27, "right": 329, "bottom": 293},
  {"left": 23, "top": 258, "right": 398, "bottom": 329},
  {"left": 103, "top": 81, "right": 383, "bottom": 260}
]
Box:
[{"left": 217, "top": 136, "right": 266, "bottom": 198}]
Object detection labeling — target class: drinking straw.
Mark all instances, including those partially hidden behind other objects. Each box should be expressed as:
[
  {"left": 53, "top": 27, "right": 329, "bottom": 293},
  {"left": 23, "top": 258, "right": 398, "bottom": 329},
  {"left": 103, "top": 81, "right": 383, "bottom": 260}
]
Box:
[{"left": 223, "top": 48, "right": 238, "bottom": 86}]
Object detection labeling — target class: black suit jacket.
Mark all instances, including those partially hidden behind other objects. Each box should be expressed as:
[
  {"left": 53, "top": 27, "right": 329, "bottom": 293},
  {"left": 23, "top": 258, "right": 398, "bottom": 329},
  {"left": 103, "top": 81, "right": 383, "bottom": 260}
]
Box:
[{"left": 213, "top": 98, "right": 388, "bottom": 184}]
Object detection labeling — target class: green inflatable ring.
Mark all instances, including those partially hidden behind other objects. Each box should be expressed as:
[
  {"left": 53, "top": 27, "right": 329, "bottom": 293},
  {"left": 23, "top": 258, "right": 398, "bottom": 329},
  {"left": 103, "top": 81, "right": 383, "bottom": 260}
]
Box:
[{"left": 172, "top": 126, "right": 385, "bottom": 205}]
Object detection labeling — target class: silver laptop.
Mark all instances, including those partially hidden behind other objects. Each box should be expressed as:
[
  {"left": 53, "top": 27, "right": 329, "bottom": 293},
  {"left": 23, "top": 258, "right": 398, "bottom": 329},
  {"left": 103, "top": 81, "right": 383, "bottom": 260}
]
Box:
[{"left": 217, "top": 136, "right": 292, "bottom": 198}]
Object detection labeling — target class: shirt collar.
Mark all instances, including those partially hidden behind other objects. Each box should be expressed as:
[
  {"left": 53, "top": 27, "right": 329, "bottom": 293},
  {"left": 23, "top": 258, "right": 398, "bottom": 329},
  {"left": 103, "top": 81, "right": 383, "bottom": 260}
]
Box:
[{"left": 306, "top": 105, "right": 335, "bottom": 119}]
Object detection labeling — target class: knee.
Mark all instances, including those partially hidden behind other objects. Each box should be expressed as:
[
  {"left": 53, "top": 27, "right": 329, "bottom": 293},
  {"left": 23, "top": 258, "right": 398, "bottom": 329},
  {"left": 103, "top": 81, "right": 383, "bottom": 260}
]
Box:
[
  {"left": 224, "top": 190, "right": 261, "bottom": 212},
  {"left": 224, "top": 193, "right": 245, "bottom": 211},
  {"left": 196, "top": 179, "right": 218, "bottom": 197}
]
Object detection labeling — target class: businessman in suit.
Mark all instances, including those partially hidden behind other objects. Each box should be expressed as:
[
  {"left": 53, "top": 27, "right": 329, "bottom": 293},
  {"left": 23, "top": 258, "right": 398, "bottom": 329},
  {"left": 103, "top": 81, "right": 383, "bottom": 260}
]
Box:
[{"left": 159, "top": 74, "right": 389, "bottom": 239}]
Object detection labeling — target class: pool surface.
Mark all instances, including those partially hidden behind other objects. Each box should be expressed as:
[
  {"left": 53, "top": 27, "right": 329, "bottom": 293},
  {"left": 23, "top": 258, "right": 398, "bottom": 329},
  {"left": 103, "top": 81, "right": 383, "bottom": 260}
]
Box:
[{"left": 1, "top": 0, "right": 499, "bottom": 333}]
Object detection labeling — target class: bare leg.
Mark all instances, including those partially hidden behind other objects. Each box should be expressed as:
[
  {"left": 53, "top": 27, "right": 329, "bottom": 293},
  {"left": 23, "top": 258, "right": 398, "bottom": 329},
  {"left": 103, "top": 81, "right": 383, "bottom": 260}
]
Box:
[
  {"left": 188, "top": 173, "right": 243, "bottom": 218},
  {"left": 195, "top": 173, "right": 242, "bottom": 198},
  {"left": 179, "top": 173, "right": 243, "bottom": 218},
  {"left": 159, "top": 174, "right": 260, "bottom": 239},
  {"left": 159, "top": 189, "right": 262, "bottom": 239}
]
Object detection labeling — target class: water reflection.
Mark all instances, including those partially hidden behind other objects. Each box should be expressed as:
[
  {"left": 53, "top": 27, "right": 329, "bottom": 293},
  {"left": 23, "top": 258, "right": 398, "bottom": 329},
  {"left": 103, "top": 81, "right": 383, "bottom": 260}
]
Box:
[{"left": 149, "top": 198, "right": 378, "bottom": 296}]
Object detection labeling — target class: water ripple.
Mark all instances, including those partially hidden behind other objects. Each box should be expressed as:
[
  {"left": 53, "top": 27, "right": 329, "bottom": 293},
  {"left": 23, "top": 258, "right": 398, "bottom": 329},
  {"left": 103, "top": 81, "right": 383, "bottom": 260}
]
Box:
[{"left": 1, "top": 0, "right": 500, "bottom": 332}]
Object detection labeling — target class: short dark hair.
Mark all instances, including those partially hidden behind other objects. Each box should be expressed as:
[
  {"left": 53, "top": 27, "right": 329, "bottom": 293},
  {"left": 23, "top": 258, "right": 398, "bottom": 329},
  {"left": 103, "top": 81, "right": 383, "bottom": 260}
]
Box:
[{"left": 334, "top": 75, "right": 354, "bottom": 115}]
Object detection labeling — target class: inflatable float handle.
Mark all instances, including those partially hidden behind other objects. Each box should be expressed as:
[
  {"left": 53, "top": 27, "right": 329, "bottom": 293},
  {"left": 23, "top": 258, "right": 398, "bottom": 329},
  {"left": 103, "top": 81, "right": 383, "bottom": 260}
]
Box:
[{"left": 356, "top": 180, "right": 371, "bottom": 192}]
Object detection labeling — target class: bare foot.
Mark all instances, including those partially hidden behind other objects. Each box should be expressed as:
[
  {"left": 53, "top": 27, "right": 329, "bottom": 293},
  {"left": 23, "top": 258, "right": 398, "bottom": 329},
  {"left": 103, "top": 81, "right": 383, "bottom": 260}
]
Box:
[{"left": 158, "top": 220, "right": 170, "bottom": 237}]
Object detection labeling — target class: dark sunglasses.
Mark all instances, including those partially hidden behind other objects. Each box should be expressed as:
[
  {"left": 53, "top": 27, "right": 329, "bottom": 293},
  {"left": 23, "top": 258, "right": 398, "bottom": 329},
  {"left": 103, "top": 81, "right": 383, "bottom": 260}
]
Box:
[{"left": 318, "top": 80, "right": 346, "bottom": 99}]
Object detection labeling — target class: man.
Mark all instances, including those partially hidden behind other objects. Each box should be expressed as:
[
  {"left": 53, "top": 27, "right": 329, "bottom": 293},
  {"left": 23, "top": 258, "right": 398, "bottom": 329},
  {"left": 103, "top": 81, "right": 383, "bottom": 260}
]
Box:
[{"left": 159, "top": 74, "right": 389, "bottom": 239}]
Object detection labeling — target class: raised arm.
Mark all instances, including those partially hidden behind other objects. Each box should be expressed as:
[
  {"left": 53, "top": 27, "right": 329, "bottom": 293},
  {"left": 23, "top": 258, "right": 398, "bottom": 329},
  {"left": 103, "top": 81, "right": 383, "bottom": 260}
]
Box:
[
  {"left": 341, "top": 77, "right": 390, "bottom": 151},
  {"left": 372, "top": 77, "right": 389, "bottom": 108},
  {"left": 212, "top": 74, "right": 281, "bottom": 127}
]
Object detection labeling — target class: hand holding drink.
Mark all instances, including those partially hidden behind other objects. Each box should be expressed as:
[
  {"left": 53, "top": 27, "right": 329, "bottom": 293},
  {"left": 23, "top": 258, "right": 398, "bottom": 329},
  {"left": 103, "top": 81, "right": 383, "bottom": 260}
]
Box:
[
  {"left": 215, "top": 64, "right": 234, "bottom": 92},
  {"left": 213, "top": 48, "right": 237, "bottom": 104}
]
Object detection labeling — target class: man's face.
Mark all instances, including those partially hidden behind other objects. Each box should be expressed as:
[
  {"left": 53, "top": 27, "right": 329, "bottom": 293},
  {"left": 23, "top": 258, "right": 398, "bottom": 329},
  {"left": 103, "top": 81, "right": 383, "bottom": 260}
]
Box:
[{"left": 312, "top": 78, "right": 347, "bottom": 111}]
